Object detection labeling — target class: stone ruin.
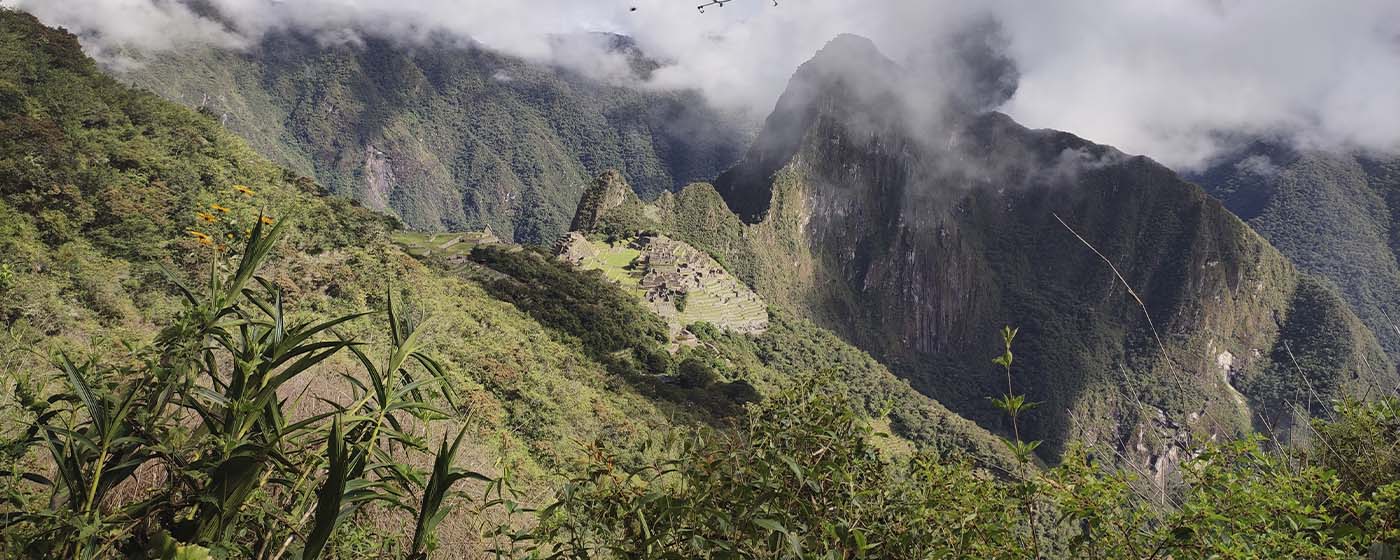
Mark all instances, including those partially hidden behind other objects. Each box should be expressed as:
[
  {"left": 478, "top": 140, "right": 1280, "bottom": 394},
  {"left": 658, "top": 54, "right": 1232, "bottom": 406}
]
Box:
[{"left": 553, "top": 232, "right": 768, "bottom": 336}]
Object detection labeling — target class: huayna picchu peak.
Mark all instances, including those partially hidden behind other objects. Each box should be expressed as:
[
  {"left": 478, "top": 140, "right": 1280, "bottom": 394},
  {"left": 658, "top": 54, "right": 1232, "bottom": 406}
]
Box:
[{"left": 580, "top": 35, "right": 1397, "bottom": 477}]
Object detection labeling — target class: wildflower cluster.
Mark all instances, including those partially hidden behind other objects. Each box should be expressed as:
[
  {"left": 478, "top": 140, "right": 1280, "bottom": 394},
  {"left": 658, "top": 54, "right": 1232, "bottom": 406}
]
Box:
[{"left": 184, "top": 184, "right": 275, "bottom": 251}]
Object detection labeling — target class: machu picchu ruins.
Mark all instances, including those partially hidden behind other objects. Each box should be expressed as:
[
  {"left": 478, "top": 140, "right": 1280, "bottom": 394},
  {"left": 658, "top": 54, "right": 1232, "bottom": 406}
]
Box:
[{"left": 556, "top": 232, "right": 769, "bottom": 339}]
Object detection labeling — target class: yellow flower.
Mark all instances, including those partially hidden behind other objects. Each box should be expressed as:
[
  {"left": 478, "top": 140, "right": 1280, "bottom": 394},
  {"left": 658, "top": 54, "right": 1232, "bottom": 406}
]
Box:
[
  {"left": 196, "top": 211, "right": 218, "bottom": 223},
  {"left": 260, "top": 216, "right": 275, "bottom": 225},
  {"left": 186, "top": 230, "right": 214, "bottom": 246},
  {"left": 233, "top": 185, "right": 256, "bottom": 197},
  {"left": 210, "top": 204, "right": 230, "bottom": 213}
]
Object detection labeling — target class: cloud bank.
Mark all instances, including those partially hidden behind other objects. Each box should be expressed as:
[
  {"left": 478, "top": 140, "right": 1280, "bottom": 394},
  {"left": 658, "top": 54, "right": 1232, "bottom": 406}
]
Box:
[{"left": 8, "top": 0, "right": 1400, "bottom": 168}]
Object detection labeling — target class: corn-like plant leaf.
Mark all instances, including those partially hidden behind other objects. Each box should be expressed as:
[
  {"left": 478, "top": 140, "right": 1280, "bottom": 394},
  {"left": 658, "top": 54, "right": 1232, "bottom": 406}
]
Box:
[
  {"left": 411, "top": 425, "right": 489, "bottom": 556},
  {"left": 302, "top": 416, "right": 350, "bottom": 560}
]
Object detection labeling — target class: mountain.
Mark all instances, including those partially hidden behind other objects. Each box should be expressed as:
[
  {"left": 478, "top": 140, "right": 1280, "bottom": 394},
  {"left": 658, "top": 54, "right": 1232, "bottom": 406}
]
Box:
[
  {"left": 115, "top": 30, "right": 752, "bottom": 243},
  {"left": 6, "top": 11, "right": 1400, "bottom": 557},
  {"left": 1190, "top": 143, "right": 1400, "bottom": 359},
  {"left": 576, "top": 35, "right": 1398, "bottom": 470},
  {"left": 0, "top": 8, "right": 1009, "bottom": 511},
  {"left": 0, "top": 7, "right": 708, "bottom": 487}
]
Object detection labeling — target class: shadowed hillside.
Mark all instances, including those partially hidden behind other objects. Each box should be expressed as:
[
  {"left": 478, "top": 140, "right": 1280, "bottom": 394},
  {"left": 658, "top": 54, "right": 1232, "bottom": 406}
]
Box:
[{"left": 1192, "top": 144, "right": 1400, "bottom": 361}]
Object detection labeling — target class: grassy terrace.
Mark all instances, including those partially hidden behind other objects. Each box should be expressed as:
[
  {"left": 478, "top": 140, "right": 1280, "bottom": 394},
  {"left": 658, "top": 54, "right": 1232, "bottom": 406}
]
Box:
[{"left": 391, "top": 230, "right": 497, "bottom": 259}]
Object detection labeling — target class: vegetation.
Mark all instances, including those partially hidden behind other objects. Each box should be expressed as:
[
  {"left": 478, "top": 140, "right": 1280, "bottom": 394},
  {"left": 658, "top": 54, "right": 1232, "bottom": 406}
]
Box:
[
  {"left": 391, "top": 230, "right": 498, "bottom": 261},
  {"left": 686, "top": 311, "right": 1019, "bottom": 470},
  {"left": 0, "top": 220, "right": 481, "bottom": 558},
  {"left": 1193, "top": 147, "right": 1400, "bottom": 361},
  {"left": 511, "top": 373, "right": 1400, "bottom": 559},
  {"left": 465, "top": 244, "right": 761, "bottom": 418},
  {"left": 468, "top": 245, "right": 672, "bottom": 374},
  {"left": 0, "top": 11, "right": 763, "bottom": 554},
  {"left": 120, "top": 31, "right": 752, "bottom": 243},
  {"left": 571, "top": 43, "right": 1397, "bottom": 464},
  {"left": 3, "top": 8, "right": 1400, "bottom": 559}
]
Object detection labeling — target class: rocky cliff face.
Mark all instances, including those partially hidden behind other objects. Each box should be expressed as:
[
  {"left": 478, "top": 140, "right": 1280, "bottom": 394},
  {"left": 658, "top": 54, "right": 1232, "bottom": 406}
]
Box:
[{"left": 600, "top": 35, "right": 1396, "bottom": 475}]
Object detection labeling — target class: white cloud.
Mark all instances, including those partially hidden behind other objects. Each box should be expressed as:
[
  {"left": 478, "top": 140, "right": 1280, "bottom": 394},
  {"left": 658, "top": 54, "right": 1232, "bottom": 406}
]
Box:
[
  {"left": 996, "top": 0, "right": 1400, "bottom": 167},
  {"left": 8, "top": 0, "right": 1400, "bottom": 168}
]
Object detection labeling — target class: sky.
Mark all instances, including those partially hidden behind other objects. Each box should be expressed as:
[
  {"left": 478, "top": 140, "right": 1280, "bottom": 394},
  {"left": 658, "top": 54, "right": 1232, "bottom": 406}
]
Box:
[{"left": 9, "top": 0, "right": 1400, "bottom": 169}]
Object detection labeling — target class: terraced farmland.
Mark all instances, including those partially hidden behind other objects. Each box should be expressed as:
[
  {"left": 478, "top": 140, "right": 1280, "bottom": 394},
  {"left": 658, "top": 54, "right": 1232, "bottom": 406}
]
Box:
[{"left": 391, "top": 229, "right": 499, "bottom": 260}]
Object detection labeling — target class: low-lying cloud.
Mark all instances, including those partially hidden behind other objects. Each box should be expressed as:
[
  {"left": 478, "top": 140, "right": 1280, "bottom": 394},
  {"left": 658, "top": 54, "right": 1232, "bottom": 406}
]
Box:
[{"left": 8, "top": 0, "right": 1400, "bottom": 169}]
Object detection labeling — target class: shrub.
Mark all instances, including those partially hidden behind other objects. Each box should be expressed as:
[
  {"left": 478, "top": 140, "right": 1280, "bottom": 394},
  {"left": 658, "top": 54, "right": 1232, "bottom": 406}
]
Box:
[
  {"left": 509, "top": 372, "right": 1400, "bottom": 559},
  {"left": 676, "top": 357, "right": 719, "bottom": 389}
]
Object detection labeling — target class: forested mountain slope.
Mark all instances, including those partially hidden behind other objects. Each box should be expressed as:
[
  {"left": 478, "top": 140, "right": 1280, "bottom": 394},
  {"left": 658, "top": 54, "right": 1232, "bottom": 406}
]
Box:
[
  {"left": 0, "top": 7, "right": 702, "bottom": 489},
  {"left": 116, "top": 30, "right": 751, "bottom": 244},
  {"left": 0, "top": 16, "right": 1011, "bottom": 555},
  {"left": 1191, "top": 144, "right": 1400, "bottom": 360},
  {"left": 580, "top": 35, "right": 1398, "bottom": 474}
]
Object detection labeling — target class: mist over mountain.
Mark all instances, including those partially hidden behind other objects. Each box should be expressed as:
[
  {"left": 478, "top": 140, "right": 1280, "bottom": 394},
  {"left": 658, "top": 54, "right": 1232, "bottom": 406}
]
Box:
[{"left": 13, "top": 0, "right": 1400, "bottom": 170}]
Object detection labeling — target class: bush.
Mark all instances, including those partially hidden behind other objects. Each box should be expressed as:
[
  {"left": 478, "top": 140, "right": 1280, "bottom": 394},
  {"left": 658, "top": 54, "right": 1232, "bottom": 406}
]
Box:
[
  {"left": 511, "top": 374, "right": 1400, "bottom": 558},
  {"left": 640, "top": 346, "right": 673, "bottom": 375},
  {"left": 0, "top": 222, "right": 480, "bottom": 559},
  {"left": 677, "top": 357, "right": 719, "bottom": 388},
  {"left": 469, "top": 245, "right": 671, "bottom": 371}
]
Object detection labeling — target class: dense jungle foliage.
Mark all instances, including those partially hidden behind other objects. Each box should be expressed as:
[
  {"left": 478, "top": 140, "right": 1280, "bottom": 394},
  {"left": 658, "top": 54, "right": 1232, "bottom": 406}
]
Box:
[{"left": 1192, "top": 145, "right": 1400, "bottom": 360}]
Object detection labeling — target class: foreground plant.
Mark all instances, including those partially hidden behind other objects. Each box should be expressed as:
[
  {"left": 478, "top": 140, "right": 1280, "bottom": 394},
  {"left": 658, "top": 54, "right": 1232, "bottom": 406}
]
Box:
[
  {"left": 0, "top": 217, "right": 481, "bottom": 559},
  {"left": 507, "top": 372, "right": 1399, "bottom": 559}
]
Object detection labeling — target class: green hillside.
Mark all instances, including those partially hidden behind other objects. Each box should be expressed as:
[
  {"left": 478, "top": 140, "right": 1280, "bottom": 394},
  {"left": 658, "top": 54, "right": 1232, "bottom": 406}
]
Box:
[
  {"left": 0, "top": 12, "right": 1020, "bottom": 555},
  {"left": 116, "top": 31, "right": 752, "bottom": 244},
  {"left": 0, "top": 4, "right": 709, "bottom": 503},
  {"left": 4, "top": 10, "right": 1400, "bottom": 558},
  {"left": 1192, "top": 144, "right": 1400, "bottom": 360}
]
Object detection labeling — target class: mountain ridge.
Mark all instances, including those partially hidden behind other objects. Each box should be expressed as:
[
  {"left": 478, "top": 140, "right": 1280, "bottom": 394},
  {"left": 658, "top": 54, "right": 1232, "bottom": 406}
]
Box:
[
  {"left": 115, "top": 29, "right": 753, "bottom": 243},
  {"left": 580, "top": 34, "right": 1397, "bottom": 474},
  {"left": 1191, "top": 142, "right": 1400, "bottom": 361}
]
